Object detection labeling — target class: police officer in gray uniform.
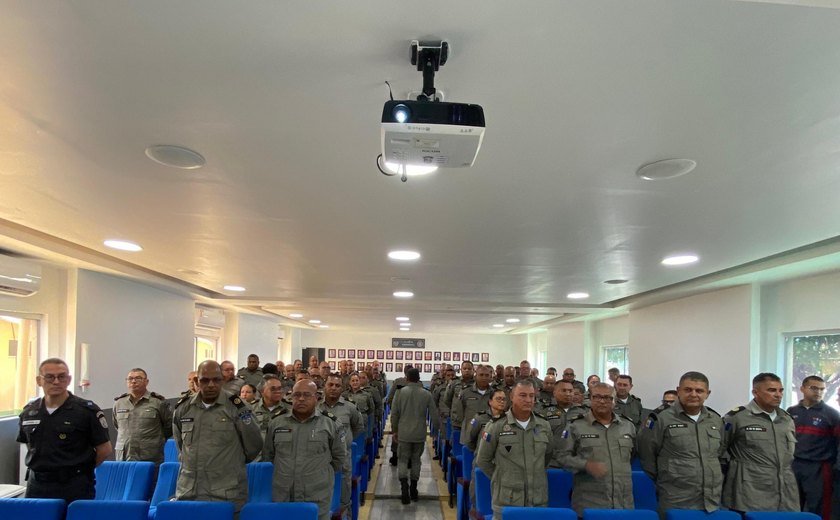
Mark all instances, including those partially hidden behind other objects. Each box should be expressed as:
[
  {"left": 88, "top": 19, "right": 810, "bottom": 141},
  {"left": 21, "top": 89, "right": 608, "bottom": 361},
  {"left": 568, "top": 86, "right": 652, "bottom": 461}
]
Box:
[
  {"left": 253, "top": 375, "right": 285, "bottom": 436},
  {"left": 319, "top": 373, "right": 364, "bottom": 514},
  {"left": 236, "top": 354, "right": 264, "bottom": 388},
  {"left": 113, "top": 367, "right": 172, "bottom": 465},
  {"left": 722, "top": 372, "right": 799, "bottom": 512},
  {"left": 556, "top": 383, "right": 636, "bottom": 516},
  {"left": 452, "top": 364, "right": 494, "bottom": 443},
  {"left": 613, "top": 375, "right": 643, "bottom": 429},
  {"left": 343, "top": 372, "right": 375, "bottom": 437},
  {"left": 535, "top": 375, "right": 557, "bottom": 414},
  {"left": 263, "top": 379, "right": 345, "bottom": 520},
  {"left": 391, "top": 367, "right": 437, "bottom": 503},
  {"left": 637, "top": 371, "right": 724, "bottom": 513},
  {"left": 173, "top": 360, "right": 263, "bottom": 515},
  {"left": 442, "top": 361, "right": 476, "bottom": 442},
  {"left": 476, "top": 380, "right": 553, "bottom": 519},
  {"left": 221, "top": 360, "right": 245, "bottom": 395}
]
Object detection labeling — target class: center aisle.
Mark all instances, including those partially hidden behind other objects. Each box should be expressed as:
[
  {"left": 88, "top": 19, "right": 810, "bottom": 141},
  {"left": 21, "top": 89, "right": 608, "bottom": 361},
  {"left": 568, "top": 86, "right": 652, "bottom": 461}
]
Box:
[{"left": 361, "top": 428, "right": 453, "bottom": 520}]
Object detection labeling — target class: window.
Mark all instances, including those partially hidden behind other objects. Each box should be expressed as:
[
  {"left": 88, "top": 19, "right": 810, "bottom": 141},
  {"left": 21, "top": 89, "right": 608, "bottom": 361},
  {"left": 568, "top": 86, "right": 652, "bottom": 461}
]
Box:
[
  {"left": 0, "top": 314, "right": 39, "bottom": 417},
  {"left": 602, "top": 345, "right": 628, "bottom": 382},
  {"left": 786, "top": 332, "right": 840, "bottom": 412},
  {"left": 194, "top": 329, "right": 220, "bottom": 368},
  {"left": 536, "top": 350, "right": 547, "bottom": 378}
]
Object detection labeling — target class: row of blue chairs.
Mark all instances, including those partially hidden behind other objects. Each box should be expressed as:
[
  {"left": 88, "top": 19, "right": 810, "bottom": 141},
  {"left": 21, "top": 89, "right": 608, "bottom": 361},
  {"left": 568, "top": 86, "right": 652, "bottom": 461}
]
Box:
[
  {"left": 0, "top": 499, "right": 318, "bottom": 520},
  {"left": 499, "top": 508, "right": 821, "bottom": 520},
  {"left": 93, "top": 460, "right": 342, "bottom": 519}
]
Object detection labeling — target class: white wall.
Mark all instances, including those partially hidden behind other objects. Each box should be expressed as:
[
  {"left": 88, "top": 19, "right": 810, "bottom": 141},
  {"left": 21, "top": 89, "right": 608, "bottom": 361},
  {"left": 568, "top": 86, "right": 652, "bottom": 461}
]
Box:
[
  {"left": 236, "top": 314, "right": 281, "bottom": 367},
  {"left": 587, "top": 315, "right": 629, "bottom": 379},
  {"left": 297, "top": 329, "right": 526, "bottom": 379},
  {"left": 74, "top": 270, "right": 194, "bottom": 404},
  {"left": 546, "top": 322, "right": 585, "bottom": 376},
  {"left": 629, "top": 285, "right": 754, "bottom": 411}
]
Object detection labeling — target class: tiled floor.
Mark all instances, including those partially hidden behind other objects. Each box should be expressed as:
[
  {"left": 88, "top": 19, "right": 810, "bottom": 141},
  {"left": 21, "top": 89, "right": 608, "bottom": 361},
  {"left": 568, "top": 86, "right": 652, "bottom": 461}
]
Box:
[{"left": 365, "top": 433, "right": 454, "bottom": 520}]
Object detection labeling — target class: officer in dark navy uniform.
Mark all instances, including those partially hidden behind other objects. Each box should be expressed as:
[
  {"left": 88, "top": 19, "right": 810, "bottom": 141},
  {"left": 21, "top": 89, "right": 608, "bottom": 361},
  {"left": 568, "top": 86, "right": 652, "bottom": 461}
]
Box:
[{"left": 17, "top": 357, "right": 113, "bottom": 503}]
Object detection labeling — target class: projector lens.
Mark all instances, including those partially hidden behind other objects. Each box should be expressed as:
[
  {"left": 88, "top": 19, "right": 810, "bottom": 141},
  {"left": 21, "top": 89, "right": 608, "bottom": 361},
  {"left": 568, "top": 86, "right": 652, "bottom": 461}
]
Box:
[{"left": 393, "top": 104, "right": 410, "bottom": 123}]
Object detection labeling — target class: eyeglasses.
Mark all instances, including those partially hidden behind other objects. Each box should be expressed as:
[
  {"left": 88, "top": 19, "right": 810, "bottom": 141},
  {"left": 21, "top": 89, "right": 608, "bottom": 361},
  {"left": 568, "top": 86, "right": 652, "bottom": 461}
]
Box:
[
  {"left": 198, "top": 377, "right": 222, "bottom": 384},
  {"left": 292, "top": 392, "right": 316, "bottom": 400},
  {"left": 491, "top": 396, "right": 507, "bottom": 402},
  {"left": 591, "top": 395, "right": 614, "bottom": 402},
  {"left": 125, "top": 376, "right": 146, "bottom": 382},
  {"left": 40, "top": 373, "right": 69, "bottom": 383}
]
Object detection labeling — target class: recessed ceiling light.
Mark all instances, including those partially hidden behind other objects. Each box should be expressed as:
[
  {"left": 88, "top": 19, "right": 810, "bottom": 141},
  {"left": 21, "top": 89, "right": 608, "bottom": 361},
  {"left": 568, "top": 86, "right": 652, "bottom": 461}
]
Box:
[
  {"left": 289, "top": 313, "right": 304, "bottom": 318},
  {"left": 400, "top": 327, "right": 410, "bottom": 331},
  {"left": 505, "top": 318, "right": 521, "bottom": 323},
  {"left": 567, "top": 292, "right": 590, "bottom": 299},
  {"left": 604, "top": 279, "right": 629, "bottom": 285},
  {"left": 393, "top": 291, "right": 414, "bottom": 298},
  {"left": 104, "top": 239, "right": 143, "bottom": 252},
  {"left": 492, "top": 324, "right": 505, "bottom": 328},
  {"left": 145, "top": 145, "right": 205, "bottom": 169},
  {"left": 388, "top": 250, "right": 421, "bottom": 261},
  {"left": 319, "top": 324, "right": 329, "bottom": 328},
  {"left": 223, "top": 285, "right": 246, "bottom": 292},
  {"left": 636, "top": 158, "right": 696, "bottom": 181},
  {"left": 402, "top": 323, "right": 411, "bottom": 327},
  {"left": 661, "top": 254, "right": 699, "bottom": 266},
  {"left": 396, "top": 317, "right": 410, "bottom": 321},
  {"left": 384, "top": 161, "right": 438, "bottom": 176},
  {"left": 308, "top": 319, "right": 321, "bottom": 324}
]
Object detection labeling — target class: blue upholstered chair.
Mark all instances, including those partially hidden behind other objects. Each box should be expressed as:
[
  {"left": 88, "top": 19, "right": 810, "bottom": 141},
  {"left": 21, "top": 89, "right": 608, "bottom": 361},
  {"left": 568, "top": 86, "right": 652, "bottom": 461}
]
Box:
[{"left": 95, "top": 461, "right": 155, "bottom": 500}]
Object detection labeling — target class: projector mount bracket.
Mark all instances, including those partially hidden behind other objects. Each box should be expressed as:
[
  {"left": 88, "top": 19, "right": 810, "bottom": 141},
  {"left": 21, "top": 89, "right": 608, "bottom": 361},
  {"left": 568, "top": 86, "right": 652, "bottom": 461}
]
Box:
[{"left": 410, "top": 40, "right": 449, "bottom": 101}]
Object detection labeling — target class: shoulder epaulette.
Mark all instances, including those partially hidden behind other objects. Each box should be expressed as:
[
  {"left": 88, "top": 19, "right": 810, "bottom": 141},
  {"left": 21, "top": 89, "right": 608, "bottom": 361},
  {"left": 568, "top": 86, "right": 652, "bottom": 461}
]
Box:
[
  {"left": 706, "top": 406, "right": 721, "bottom": 417},
  {"left": 324, "top": 411, "right": 338, "bottom": 421},
  {"left": 345, "top": 395, "right": 355, "bottom": 403},
  {"left": 568, "top": 413, "right": 586, "bottom": 423},
  {"left": 150, "top": 391, "right": 166, "bottom": 401},
  {"left": 113, "top": 392, "right": 129, "bottom": 401},
  {"left": 477, "top": 410, "right": 489, "bottom": 416},
  {"left": 22, "top": 397, "right": 41, "bottom": 412},
  {"left": 490, "top": 414, "right": 506, "bottom": 423},
  {"left": 533, "top": 411, "right": 546, "bottom": 420},
  {"left": 175, "top": 393, "right": 191, "bottom": 409},
  {"left": 725, "top": 406, "right": 746, "bottom": 417},
  {"left": 229, "top": 394, "right": 246, "bottom": 408},
  {"left": 618, "top": 413, "right": 633, "bottom": 423},
  {"left": 271, "top": 408, "right": 288, "bottom": 419}
]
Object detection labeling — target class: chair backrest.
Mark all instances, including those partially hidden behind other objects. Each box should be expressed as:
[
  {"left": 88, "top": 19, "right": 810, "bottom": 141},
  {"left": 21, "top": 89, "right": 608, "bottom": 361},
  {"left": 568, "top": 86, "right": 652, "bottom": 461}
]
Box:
[
  {"left": 154, "top": 500, "right": 234, "bottom": 520},
  {"left": 150, "top": 462, "right": 180, "bottom": 507},
  {"left": 473, "top": 467, "right": 492, "bottom": 517},
  {"left": 547, "top": 469, "right": 573, "bottom": 508},
  {"left": 667, "top": 510, "right": 743, "bottom": 520},
  {"left": 241, "top": 502, "right": 319, "bottom": 520},
  {"left": 95, "top": 461, "right": 155, "bottom": 500},
  {"left": 631, "top": 471, "right": 658, "bottom": 511},
  {"left": 67, "top": 499, "right": 149, "bottom": 520},
  {"left": 0, "top": 498, "right": 65, "bottom": 520},
  {"left": 247, "top": 462, "right": 274, "bottom": 503},
  {"left": 584, "top": 509, "right": 659, "bottom": 520},
  {"left": 451, "top": 430, "right": 463, "bottom": 457},
  {"left": 744, "top": 513, "right": 822, "bottom": 520},
  {"left": 460, "top": 445, "right": 474, "bottom": 479},
  {"left": 163, "top": 439, "right": 178, "bottom": 463},
  {"left": 502, "top": 506, "right": 578, "bottom": 520},
  {"left": 329, "top": 471, "right": 342, "bottom": 515}
]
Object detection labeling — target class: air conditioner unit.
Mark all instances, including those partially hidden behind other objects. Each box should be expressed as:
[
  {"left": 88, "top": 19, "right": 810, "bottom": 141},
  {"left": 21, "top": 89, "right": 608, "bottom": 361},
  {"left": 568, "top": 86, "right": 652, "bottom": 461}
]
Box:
[
  {"left": 0, "top": 254, "right": 41, "bottom": 297},
  {"left": 195, "top": 306, "right": 225, "bottom": 329}
]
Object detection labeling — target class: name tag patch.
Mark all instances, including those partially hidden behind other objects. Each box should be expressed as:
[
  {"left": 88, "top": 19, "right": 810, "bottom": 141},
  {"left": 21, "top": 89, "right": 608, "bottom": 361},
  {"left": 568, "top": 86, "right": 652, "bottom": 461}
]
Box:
[
  {"left": 498, "top": 431, "right": 516, "bottom": 436},
  {"left": 744, "top": 426, "right": 766, "bottom": 432},
  {"left": 22, "top": 420, "right": 40, "bottom": 426},
  {"left": 668, "top": 423, "right": 687, "bottom": 429},
  {"left": 580, "top": 434, "right": 599, "bottom": 439},
  {"left": 116, "top": 409, "right": 129, "bottom": 413},
  {"left": 275, "top": 428, "right": 292, "bottom": 434},
  {"left": 179, "top": 417, "right": 194, "bottom": 423}
]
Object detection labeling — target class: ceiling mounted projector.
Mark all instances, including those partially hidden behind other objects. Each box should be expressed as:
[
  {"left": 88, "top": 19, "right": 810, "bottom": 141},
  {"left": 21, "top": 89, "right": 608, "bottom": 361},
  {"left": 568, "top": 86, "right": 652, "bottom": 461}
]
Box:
[{"left": 380, "top": 40, "right": 485, "bottom": 181}]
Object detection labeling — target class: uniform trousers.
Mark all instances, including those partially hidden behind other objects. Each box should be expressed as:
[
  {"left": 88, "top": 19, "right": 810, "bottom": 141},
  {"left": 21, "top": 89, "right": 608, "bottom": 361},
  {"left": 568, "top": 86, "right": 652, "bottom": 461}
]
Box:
[
  {"left": 398, "top": 441, "right": 425, "bottom": 480},
  {"left": 26, "top": 471, "right": 95, "bottom": 503},
  {"left": 794, "top": 459, "right": 834, "bottom": 520}
]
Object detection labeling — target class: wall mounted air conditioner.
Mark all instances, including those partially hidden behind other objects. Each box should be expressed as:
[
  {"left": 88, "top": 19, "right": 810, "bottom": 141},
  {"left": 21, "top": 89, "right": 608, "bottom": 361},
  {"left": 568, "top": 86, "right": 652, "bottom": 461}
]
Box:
[
  {"left": 195, "top": 306, "right": 225, "bottom": 329},
  {"left": 0, "top": 254, "right": 41, "bottom": 297}
]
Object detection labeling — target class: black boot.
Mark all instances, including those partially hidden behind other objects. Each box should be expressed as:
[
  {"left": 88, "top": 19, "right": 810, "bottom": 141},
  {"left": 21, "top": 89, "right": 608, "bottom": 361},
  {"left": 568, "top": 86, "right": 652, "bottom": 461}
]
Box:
[
  {"left": 410, "top": 479, "right": 419, "bottom": 501},
  {"left": 400, "top": 478, "right": 411, "bottom": 504},
  {"left": 389, "top": 454, "right": 398, "bottom": 466}
]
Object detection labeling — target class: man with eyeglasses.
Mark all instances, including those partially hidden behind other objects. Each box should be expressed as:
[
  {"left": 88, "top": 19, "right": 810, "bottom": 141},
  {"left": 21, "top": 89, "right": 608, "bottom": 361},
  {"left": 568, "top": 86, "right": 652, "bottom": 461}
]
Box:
[
  {"left": 320, "top": 373, "right": 364, "bottom": 513},
  {"left": 113, "top": 368, "right": 172, "bottom": 465},
  {"left": 220, "top": 359, "right": 245, "bottom": 395},
  {"left": 173, "top": 360, "right": 263, "bottom": 514},
  {"left": 18, "top": 357, "right": 113, "bottom": 503},
  {"left": 555, "top": 383, "right": 637, "bottom": 515},
  {"left": 638, "top": 371, "right": 724, "bottom": 514},
  {"left": 253, "top": 375, "right": 286, "bottom": 436},
  {"left": 787, "top": 375, "right": 840, "bottom": 519},
  {"left": 263, "top": 379, "right": 345, "bottom": 520},
  {"left": 651, "top": 390, "right": 678, "bottom": 414}
]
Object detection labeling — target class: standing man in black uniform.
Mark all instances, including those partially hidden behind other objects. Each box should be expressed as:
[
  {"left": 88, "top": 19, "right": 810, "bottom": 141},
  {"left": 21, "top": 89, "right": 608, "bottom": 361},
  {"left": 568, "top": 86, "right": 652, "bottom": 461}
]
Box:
[
  {"left": 787, "top": 375, "right": 840, "bottom": 519},
  {"left": 17, "top": 357, "right": 113, "bottom": 502}
]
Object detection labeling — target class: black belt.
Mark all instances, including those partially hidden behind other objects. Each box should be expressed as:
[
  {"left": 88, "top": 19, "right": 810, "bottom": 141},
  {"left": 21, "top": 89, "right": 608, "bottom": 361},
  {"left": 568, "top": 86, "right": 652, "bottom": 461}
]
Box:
[{"left": 31, "top": 467, "right": 91, "bottom": 483}]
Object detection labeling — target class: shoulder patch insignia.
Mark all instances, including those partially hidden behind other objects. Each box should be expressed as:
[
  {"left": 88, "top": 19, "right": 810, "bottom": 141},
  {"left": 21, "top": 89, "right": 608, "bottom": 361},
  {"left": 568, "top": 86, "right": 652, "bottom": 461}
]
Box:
[
  {"left": 726, "top": 406, "right": 746, "bottom": 417},
  {"left": 325, "top": 411, "right": 338, "bottom": 421},
  {"left": 482, "top": 431, "right": 492, "bottom": 442},
  {"left": 646, "top": 417, "right": 656, "bottom": 430},
  {"left": 561, "top": 429, "right": 569, "bottom": 439},
  {"left": 229, "top": 394, "right": 245, "bottom": 408},
  {"left": 113, "top": 392, "right": 129, "bottom": 401},
  {"left": 96, "top": 411, "right": 108, "bottom": 429}
]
